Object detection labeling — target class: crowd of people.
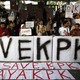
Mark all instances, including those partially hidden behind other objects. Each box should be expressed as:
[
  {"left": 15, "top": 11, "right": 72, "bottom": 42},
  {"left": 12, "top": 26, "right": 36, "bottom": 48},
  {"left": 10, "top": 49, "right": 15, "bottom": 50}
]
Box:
[{"left": 0, "top": 9, "right": 80, "bottom": 37}]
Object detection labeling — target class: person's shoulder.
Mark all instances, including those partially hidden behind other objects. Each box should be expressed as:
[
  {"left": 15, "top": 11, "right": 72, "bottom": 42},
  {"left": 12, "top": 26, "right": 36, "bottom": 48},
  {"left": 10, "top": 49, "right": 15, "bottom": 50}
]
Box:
[
  {"left": 0, "top": 27, "right": 2, "bottom": 30},
  {"left": 59, "top": 26, "right": 63, "bottom": 29},
  {"left": 0, "top": 26, "right": 1, "bottom": 29},
  {"left": 70, "top": 29, "right": 76, "bottom": 32},
  {"left": 70, "top": 29, "right": 78, "bottom": 34}
]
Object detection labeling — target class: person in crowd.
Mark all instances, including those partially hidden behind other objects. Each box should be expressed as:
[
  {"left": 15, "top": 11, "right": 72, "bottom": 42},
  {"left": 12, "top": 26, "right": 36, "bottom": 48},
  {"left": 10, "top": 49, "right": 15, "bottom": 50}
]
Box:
[
  {"left": 46, "top": 17, "right": 53, "bottom": 35},
  {"left": 8, "top": 21, "right": 17, "bottom": 36},
  {"left": 32, "top": 18, "right": 37, "bottom": 35},
  {"left": 0, "top": 22, "right": 9, "bottom": 37},
  {"left": 54, "top": 8, "right": 61, "bottom": 34},
  {"left": 19, "top": 21, "right": 26, "bottom": 36},
  {"left": 60, "top": 10, "right": 65, "bottom": 23},
  {"left": 51, "top": 22, "right": 59, "bottom": 36},
  {"left": 59, "top": 20, "right": 70, "bottom": 36},
  {"left": 70, "top": 23, "right": 80, "bottom": 36},
  {"left": 36, "top": 19, "right": 47, "bottom": 36},
  {"left": 74, "top": 13, "right": 80, "bottom": 19}
]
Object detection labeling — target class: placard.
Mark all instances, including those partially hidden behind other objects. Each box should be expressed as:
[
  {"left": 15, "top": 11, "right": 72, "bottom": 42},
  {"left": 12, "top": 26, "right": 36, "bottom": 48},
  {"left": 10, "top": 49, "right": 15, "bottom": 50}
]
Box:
[
  {"left": 66, "top": 5, "right": 72, "bottom": 12},
  {"left": 73, "top": 3, "right": 80, "bottom": 13},
  {"left": 19, "top": 29, "right": 32, "bottom": 36},
  {"left": 25, "top": 21, "right": 34, "bottom": 28},
  {"left": 65, "top": 12, "right": 73, "bottom": 18}
]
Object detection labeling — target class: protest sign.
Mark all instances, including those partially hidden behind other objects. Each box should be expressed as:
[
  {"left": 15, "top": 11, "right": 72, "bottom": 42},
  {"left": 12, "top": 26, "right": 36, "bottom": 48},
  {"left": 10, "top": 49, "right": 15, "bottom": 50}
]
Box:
[
  {"left": 73, "top": 3, "right": 80, "bottom": 13},
  {"left": 19, "top": 29, "right": 32, "bottom": 36},
  {"left": 25, "top": 21, "right": 34, "bottom": 28}
]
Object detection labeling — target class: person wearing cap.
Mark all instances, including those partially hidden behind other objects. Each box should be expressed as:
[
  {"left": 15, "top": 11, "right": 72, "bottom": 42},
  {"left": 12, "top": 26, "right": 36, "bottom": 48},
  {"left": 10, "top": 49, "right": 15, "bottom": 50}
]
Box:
[{"left": 0, "top": 22, "right": 9, "bottom": 37}]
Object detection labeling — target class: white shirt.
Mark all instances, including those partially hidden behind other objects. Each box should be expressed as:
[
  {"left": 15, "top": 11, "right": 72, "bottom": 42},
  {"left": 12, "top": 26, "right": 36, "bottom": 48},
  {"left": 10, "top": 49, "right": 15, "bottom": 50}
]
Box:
[{"left": 59, "top": 26, "right": 70, "bottom": 36}]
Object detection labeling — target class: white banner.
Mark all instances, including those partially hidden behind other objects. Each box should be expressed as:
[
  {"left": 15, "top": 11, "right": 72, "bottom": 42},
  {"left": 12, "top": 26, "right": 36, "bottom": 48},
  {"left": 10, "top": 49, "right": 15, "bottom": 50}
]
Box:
[
  {"left": 0, "top": 62, "right": 79, "bottom": 79},
  {"left": 0, "top": 69, "right": 75, "bottom": 79},
  {"left": 53, "top": 36, "right": 80, "bottom": 62},
  {"left": 0, "top": 36, "right": 33, "bottom": 61},
  {"left": 0, "top": 36, "right": 80, "bottom": 62},
  {"left": 34, "top": 36, "right": 52, "bottom": 61}
]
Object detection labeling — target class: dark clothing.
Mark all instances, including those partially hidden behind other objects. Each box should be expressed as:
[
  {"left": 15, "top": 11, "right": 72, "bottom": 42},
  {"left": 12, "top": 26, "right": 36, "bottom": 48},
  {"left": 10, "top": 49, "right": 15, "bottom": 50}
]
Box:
[
  {"left": 70, "top": 29, "right": 80, "bottom": 36},
  {"left": 54, "top": 11, "right": 61, "bottom": 34},
  {"left": 8, "top": 27, "right": 17, "bottom": 36}
]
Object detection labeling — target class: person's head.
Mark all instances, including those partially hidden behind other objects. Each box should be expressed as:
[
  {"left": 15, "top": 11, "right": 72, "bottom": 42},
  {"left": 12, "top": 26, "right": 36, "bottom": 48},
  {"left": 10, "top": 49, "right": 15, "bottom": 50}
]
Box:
[
  {"left": 39, "top": 19, "right": 43, "bottom": 25},
  {"left": 74, "top": 23, "right": 80, "bottom": 29},
  {"left": 9, "top": 21, "right": 15, "bottom": 28},
  {"left": 75, "top": 14, "right": 80, "bottom": 19},
  {"left": 63, "top": 20, "right": 69, "bottom": 28},
  {"left": 0, "top": 22, "right": 6, "bottom": 28}
]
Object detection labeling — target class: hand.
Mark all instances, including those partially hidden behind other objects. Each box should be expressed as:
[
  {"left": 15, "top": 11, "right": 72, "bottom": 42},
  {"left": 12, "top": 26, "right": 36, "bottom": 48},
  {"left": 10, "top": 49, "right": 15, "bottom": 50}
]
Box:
[
  {"left": 65, "top": 32, "right": 69, "bottom": 36},
  {"left": 38, "top": 32, "right": 42, "bottom": 36},
  {"left": 2, "top": 32, "right": 5, "bottom": 36}
]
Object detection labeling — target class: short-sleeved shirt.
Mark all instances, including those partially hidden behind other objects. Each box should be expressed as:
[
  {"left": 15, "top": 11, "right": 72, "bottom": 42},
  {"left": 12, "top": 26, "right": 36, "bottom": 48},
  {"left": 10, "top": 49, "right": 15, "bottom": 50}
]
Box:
[{"left": 59, "top": 26, "right": 70, "bottom": 36}]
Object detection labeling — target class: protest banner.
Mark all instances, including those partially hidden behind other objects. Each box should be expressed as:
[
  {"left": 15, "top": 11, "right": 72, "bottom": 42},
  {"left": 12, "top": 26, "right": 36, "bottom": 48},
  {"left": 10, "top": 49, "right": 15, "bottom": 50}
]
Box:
[
  {"left": 0, "top": 36, "right": 80, "bottom": 62},
  {"left": 0, "top": 36, "right": 33, "bottom": 61},
  {"left": 0, "top": 62, "right": 79, "bottom": 79}
]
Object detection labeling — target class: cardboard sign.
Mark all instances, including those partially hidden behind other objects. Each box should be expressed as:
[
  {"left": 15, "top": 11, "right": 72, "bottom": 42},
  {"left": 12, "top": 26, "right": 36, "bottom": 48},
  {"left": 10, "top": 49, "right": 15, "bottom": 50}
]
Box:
[
  {"left": 65, "top": 12, "right": 73, "bottom": 18},
  {"left": 19, "top": 29, "right": 32, "bottom": 36},
  {"left": 25, "top": 21, "right": 34, "bottom": 28},
  {"left": 73, "top": 3, "right": 80, "bottom": 13},
  {"left": 66, "top": 5, "right": 72, "bottom": 12}
]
